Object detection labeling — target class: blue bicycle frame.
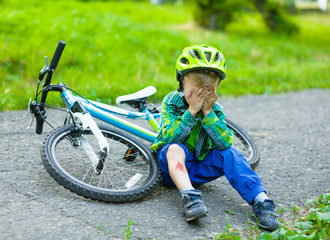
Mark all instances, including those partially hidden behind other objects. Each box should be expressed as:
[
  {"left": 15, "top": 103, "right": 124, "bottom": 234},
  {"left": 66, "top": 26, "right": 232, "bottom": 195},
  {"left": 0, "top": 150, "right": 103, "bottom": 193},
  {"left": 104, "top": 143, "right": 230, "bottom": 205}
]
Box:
[{"left": 61, "top": 89, "right": 160, "bottom": 143}]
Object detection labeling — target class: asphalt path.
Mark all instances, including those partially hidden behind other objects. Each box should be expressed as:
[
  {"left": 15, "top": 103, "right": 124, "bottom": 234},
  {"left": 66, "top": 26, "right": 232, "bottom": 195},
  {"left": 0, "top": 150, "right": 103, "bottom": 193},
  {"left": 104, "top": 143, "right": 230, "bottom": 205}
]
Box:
[{"left": 0, "top": 89, "right": 329, "bottom": 239}]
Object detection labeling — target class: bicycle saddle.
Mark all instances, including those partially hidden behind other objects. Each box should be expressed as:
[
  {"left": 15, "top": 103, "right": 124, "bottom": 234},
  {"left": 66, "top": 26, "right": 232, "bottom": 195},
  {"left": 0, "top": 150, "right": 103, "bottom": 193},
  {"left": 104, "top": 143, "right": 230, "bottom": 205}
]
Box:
[{"left": 116, "top": 86, "right": 157, "bottom": 105}]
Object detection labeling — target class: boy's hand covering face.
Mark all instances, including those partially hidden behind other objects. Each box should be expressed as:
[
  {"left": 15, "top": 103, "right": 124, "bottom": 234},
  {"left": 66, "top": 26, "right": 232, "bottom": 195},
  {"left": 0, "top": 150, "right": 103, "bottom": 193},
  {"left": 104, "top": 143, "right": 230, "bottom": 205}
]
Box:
[
  {"left": 183, "top": 73, "right": 219, "bottom": 117},
  {"left": 186, "top": 87, "right": 206, "bottom": 116},
  {"left": 186, "top": 87, "right": 217, "bottom": 117},
  {"left": 202, "top": 87, "right": 217, "bottom": 116}
]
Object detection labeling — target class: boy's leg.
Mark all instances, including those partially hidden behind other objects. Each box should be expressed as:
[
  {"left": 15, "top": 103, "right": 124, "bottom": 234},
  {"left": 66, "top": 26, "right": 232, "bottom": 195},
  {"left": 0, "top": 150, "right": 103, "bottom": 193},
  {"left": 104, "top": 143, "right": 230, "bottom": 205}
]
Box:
[
  {"left": 166, "top": 143, "right": 193, "bottom": 191},
  {"left": 210, "top": 147, "right": 266, "bottom": 204},
  {"left": 158, "top": 143, "right": 208, "bottom": 221},
  {"left": 202, "top": 147, "right": 279, "bottom": 231}
]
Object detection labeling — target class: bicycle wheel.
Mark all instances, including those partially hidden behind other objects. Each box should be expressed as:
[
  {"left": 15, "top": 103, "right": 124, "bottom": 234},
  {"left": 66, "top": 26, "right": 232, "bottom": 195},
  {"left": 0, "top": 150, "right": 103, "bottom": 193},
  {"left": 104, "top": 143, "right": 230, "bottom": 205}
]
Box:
[
  {"left": 225, "top": 119, "right": 260, "bottom": 169},
  {"left": 41, "top": 124, "right": 160, "bottom": 203}
]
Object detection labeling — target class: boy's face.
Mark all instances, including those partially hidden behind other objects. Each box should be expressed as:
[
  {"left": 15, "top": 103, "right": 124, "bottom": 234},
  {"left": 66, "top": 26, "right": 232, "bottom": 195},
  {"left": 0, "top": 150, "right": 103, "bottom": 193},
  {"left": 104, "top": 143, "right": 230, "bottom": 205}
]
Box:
[{"left": 182, "top": 74, "right": 219, "bottom": 97}]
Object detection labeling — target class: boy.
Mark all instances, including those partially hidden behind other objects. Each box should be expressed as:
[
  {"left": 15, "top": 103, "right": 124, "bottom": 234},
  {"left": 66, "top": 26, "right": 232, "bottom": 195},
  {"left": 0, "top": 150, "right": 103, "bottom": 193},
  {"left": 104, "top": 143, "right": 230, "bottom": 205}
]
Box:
[{"left": 151, "top": 44, "right": 279, "bottom": 231}]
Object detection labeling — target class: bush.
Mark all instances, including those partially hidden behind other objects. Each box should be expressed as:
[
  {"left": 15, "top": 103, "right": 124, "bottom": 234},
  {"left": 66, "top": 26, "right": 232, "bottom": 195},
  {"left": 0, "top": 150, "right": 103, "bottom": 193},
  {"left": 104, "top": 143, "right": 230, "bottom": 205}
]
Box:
[
  {"left": 190, "top": 0, "right": 245, "bottom": 30},
  {"left": 254, "top": 0, "right": 299, "bottom": 34},
  {"left": 190, "top": 0, "right": 299, "bottom": 33}
]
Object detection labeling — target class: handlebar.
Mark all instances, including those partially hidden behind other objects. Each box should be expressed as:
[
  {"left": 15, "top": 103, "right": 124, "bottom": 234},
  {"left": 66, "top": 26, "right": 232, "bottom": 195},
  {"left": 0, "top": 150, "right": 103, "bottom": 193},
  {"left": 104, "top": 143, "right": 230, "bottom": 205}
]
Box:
[
  {"left": 49, "top": 40, "right": 66, "bottom": 71},
  {"left": 34, "top": 40, "right": 66, "bottom": 134}
]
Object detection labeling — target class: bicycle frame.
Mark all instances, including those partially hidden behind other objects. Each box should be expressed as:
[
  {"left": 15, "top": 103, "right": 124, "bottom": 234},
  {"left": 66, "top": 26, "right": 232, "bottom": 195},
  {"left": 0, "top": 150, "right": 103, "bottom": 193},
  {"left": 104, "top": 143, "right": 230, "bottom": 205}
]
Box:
[{"left": 61, "top": 89, "right": 160, "bottom": 143}]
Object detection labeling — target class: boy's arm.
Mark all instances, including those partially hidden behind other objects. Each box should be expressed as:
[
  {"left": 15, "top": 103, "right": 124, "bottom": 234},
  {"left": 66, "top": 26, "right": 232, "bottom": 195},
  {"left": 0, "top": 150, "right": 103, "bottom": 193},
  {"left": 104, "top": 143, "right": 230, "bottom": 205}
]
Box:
[
  {"left": 201, "top": 106, "right": 233, "bottom": 150},
  {"left": 159, "top": 99, "right": 196, "bottom": 144}
]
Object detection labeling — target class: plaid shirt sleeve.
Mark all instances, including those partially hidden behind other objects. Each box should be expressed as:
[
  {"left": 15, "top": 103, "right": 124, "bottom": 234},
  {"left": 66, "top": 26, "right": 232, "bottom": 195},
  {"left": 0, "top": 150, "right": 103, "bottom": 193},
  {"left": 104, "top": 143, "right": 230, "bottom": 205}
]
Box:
[
  {"left": 159, "top": 95, "right": 196, "bottom": 144},
  {"left": 201, "top": 105, "right": 233, "bottom": 150}
]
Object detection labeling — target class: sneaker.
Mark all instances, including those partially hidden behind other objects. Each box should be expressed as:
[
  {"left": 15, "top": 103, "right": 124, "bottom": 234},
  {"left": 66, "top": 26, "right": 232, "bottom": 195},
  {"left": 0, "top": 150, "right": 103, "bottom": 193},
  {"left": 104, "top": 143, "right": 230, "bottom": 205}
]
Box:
[
  {"left": 252, "top": 199, "right": 280, "bottom": 231},
  {"left": 181, "top": 189, "right": 208, "bottom": 221}
]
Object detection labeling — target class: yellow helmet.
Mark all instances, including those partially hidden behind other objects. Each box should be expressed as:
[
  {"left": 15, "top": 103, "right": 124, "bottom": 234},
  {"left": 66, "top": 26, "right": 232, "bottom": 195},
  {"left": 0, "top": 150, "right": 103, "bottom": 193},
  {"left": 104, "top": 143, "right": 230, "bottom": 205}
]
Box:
[{"left": 176, "top": 44, "right": 226, "bottom": 81}]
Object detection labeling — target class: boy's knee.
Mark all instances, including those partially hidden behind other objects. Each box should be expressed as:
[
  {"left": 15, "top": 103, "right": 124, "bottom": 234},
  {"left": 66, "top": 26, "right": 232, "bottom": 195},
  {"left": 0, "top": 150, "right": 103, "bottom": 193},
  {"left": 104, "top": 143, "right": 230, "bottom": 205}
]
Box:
[
  {"left": 166, "top": 144, "right": 185, "bottom": 160},
  {"left": 217, "top": 147, "right": 242, "bottom": 160}
]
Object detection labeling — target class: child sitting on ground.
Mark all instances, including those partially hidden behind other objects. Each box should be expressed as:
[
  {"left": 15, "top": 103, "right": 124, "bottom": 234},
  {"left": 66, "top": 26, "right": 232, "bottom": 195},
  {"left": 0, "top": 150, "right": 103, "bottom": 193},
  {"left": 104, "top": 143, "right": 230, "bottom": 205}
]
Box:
[{"left": 151, "top": 44, "right": 279, "bottom": 231}]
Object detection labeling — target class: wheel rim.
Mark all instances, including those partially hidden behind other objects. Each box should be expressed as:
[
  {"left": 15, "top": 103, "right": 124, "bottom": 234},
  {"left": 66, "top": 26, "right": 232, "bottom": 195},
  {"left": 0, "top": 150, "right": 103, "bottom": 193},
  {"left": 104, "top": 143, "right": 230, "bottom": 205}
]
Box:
[
  {"left": 232, "top": 131, "right": 254, "bottom": 162},
  {"left": 227, "top": 122, "right": 256, "bottom": 163}
]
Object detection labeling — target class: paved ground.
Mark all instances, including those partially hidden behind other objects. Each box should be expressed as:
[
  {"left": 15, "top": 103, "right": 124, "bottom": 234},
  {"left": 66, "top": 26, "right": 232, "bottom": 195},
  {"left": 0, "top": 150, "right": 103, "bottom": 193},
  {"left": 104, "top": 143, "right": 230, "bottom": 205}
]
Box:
[{"left": 0, "top": 89, "right": 329, "bottom": 240}]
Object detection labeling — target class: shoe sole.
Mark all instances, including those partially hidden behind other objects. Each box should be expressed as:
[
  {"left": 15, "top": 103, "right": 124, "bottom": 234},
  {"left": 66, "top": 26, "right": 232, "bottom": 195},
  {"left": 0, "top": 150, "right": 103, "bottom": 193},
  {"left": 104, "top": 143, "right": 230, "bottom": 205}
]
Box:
[
  {"left": 258, "top": 223, "right": 279, "bottom": 231},
  {"left": 186, "top": 211, "right": 208, "bottom": 222}
]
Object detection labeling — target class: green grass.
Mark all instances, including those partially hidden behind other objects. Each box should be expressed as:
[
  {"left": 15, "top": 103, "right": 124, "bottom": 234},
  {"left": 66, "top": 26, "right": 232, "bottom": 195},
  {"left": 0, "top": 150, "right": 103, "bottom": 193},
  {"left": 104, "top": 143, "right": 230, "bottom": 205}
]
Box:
[
  {"left": 123, "top": 218, "right": 135, "bottom": 240},
  {"left": 94, "top": 194, "right": 329, "bottom": 239},
  {"left": 96, "top": 218, "right": 135, "bottom": 239},
  {"left": 0, "top": 0, "right": 329, "bottom": 110},
  {"left": 213, "top": 193, "right": 330, "bottom": 240}
]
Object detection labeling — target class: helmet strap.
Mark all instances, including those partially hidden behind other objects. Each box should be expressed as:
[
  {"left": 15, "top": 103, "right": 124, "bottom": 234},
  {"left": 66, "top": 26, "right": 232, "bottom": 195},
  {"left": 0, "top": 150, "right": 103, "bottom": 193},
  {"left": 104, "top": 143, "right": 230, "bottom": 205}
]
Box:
[{"left": 178, "top": 80, "right": 184, "bottom": 92}]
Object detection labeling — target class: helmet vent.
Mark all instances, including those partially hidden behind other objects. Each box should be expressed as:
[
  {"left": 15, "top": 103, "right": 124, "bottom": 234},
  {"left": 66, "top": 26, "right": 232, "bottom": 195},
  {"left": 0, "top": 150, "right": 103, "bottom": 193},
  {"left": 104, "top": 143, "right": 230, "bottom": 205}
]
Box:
[
  {"left": 214, "top": 52, "right": 220, "bottom": 62},
  {"left": 180, "top": 57, "right": 189, "bottom": 65},
  {"left": 188, "top": 50, "right": 195, "bottom": 58},
  {"left": 193, "top": 49, "right": 202, "bottom": 60},
  {"left": 214, "top": 52, "right": 223, "bottom": 62},
  {"left": 204, "top": 51, "right": 212, "bottom": 62}
]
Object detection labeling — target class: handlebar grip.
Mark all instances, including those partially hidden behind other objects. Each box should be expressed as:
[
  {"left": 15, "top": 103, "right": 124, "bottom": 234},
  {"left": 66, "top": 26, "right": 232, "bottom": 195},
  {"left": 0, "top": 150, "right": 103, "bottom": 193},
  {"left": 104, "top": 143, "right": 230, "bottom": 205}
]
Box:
[{"left": 49, "top": 40, "right": 66, "bottom": 70}]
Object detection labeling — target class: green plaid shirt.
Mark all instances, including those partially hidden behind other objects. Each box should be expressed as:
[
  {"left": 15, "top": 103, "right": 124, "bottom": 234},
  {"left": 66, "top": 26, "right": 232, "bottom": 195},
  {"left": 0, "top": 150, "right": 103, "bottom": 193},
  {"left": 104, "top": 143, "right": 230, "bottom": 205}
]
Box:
[{"left": 151, "top": 91, "right": 233, "bottom": 160}]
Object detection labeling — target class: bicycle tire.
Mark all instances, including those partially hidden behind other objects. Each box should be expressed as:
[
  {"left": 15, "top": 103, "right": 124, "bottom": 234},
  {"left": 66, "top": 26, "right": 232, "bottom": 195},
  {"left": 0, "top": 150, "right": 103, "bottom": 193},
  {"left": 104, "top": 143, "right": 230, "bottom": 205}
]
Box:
[
  {"left": 41, "top": 124, "right": 160, "bottom": 203},
  {"left": 225, "top": 119, "right": 260, "bottom": 169}
]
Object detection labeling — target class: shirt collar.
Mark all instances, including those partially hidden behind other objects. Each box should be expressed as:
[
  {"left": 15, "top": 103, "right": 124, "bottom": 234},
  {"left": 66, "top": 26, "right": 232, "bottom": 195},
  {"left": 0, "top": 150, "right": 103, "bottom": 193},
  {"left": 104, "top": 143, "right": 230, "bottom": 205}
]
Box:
[{"left": 168, "top": 91, "right": 186, "bottom": 108}]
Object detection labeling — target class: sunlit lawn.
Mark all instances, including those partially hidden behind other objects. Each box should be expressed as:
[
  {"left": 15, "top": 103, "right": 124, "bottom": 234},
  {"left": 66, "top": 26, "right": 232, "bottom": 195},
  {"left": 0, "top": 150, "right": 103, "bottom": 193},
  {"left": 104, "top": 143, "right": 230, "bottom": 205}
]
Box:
[{"left": 0, "top": 0, "right": 329, "bottom": 110}]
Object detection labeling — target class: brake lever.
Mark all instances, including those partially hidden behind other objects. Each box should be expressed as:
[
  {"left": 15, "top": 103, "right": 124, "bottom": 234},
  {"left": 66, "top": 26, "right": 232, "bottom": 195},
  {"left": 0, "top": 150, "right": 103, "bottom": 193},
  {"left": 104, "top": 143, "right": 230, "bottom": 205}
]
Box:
[
  {"left": 38, "top": 56, "right": 50, "bottom": 82},
  {"left": 27, "top": 98, "right": 34, "bottom": 129},
  {"left": 27, "top": 114, "right": 34, "bottom": 130}
]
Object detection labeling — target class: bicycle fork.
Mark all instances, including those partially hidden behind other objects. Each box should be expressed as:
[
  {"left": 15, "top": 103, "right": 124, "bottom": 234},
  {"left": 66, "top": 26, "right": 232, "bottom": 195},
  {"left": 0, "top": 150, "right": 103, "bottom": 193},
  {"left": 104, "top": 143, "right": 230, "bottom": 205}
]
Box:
[
  {"left": 73, "top": 112, "right": 109, "bottom": 174},
  {"left": 62, "top": 89, "right": 109, "bottom": 174}
]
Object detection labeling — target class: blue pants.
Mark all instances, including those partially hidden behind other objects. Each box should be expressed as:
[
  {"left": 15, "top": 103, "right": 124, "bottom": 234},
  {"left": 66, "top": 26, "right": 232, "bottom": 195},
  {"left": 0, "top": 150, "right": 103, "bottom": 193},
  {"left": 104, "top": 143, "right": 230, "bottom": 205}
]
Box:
[{"left": 157, "top": 143, "right": 266, "bottom": 205}]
